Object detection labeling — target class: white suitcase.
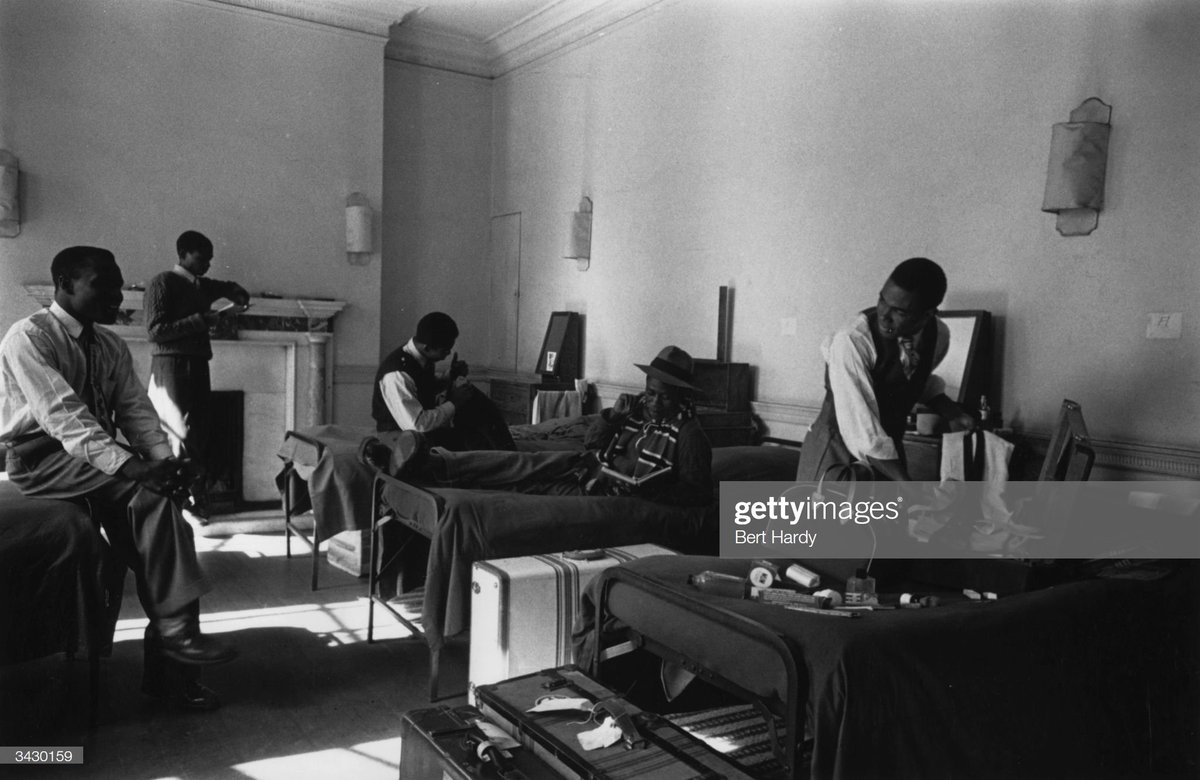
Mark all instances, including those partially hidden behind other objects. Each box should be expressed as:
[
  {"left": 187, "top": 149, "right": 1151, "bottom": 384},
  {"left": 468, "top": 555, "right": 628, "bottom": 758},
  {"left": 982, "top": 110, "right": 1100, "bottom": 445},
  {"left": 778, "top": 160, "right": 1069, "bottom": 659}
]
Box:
[{"left": 468, "top": 544, "right": 676, "bottom": 696}]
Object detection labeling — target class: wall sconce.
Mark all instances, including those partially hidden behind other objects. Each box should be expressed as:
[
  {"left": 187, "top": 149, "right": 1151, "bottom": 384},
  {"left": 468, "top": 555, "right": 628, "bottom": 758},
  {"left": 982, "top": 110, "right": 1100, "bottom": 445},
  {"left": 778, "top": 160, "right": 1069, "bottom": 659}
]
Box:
[
  {"left": 1042, "top": 97, "right": 1112, "bottom": 236},
  {"left": 0, "top": 150, "right": 20, "bottom": 238},
  {"left": 564, "top": 196, "right": 592, "bottom": 271},
  {"left": 345, "top": 192, "right": 374, "bottom": 265}
]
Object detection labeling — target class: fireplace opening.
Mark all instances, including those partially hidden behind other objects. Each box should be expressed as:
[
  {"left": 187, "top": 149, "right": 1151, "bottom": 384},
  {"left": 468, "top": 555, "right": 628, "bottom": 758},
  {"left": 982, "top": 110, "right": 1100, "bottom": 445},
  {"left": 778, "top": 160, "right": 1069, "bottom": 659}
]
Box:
[{"left": 205, "top": 390, "right": 243, "bottom": 513}]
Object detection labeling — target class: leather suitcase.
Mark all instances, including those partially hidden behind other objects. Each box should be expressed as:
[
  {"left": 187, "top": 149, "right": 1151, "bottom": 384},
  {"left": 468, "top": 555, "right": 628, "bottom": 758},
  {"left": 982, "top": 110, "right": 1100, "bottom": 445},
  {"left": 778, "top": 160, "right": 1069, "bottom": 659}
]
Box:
[
  {"left": 398, "top": 704, "right": 560, "bottom": 779},
  {"left": 474, "top": 665, "right": 756, "bottom": 780},
  {"left": 469, "top": 545, "right": 676, "bottom": 695}
]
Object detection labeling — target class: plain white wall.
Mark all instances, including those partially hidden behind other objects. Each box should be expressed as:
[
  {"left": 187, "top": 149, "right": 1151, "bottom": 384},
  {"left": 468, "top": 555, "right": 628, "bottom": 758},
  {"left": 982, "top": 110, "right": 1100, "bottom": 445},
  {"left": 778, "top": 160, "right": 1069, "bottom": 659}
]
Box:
[
  {"left": 467, "top": 0, "right": 1200, "bottom": 448},
  {"left": 381, "top": 61, "right": 493, "bottom": 363},
  {"left": 0, "top": 0, "right": 385, "bottom": 427}
]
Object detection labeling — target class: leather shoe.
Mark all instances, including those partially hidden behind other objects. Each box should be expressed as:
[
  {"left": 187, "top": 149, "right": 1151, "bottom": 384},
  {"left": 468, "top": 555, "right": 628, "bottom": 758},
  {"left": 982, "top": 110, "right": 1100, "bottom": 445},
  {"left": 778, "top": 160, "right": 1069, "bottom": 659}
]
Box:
[
  {"left": 358, "top": 431, "right": 428, "bottom": 479},
  {"left": 158, "top": 631, "right": 239, "bottom": 666}
]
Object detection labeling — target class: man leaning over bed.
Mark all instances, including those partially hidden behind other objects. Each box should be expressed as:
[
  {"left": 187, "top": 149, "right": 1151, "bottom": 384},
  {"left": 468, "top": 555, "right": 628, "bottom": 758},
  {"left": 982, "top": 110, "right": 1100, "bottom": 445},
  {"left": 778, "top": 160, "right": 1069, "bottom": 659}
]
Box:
[
  {"left": 372, "top": 311, "right": 515, "bottom": 451},
  {"left": 797, "top": 257, "right": 977, "bottom": 483},
  {"left": 361, "top": 345, "right": 713, "bottom": 508}
]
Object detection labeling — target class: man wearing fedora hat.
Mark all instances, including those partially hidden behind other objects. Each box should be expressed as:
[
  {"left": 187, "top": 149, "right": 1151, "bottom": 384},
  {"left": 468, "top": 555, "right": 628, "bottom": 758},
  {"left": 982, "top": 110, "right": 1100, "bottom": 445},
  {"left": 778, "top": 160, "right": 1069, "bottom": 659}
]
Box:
[
  {"left": 359, "top": 345, "right": 713, "bottom": 507},
  {"left": 582, "top": 345, "right": 712, "bottom": 505}
]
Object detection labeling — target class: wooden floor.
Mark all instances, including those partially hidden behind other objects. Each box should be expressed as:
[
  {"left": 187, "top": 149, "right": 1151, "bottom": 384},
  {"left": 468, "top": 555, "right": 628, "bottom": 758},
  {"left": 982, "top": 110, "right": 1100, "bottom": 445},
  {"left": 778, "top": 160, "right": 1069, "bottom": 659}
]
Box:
[{"left": 0, "top": 528, "right": 469, "bottom": 779}]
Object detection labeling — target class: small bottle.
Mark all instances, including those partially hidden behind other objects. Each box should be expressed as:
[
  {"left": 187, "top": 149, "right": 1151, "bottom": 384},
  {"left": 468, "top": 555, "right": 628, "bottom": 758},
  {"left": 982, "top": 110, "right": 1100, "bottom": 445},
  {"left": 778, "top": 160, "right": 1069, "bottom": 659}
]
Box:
[
  {"left": 844, "top": 568, "right": 877, "bottom": 605},
  {"left": 689, "top": 571, "right": 749, "bottom": 599},
  {"left": 978, "top": 395, "right": 992, "bottom": 431}
]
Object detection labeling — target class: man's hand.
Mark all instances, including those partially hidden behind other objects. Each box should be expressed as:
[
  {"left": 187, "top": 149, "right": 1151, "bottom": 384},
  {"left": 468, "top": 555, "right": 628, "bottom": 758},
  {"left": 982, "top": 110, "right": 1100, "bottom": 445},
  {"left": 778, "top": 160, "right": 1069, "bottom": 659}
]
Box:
[
  {"left": 611, "top": 393, "right": 639, "bottom": 417},
  {"left": 230, "top": 284, "right": 252, "bottom": 307},
  {"left": 948, "top": 411, "right": 978, "bottom": 433},
  {"left": 449, "top": 352, "right": 469, "bottom": 380},
  {"left": 447, "top": 381, "right": 474, "bottom": 408},
  {"left": 119, "top": 456, "right": 194, "bottom": 498}
]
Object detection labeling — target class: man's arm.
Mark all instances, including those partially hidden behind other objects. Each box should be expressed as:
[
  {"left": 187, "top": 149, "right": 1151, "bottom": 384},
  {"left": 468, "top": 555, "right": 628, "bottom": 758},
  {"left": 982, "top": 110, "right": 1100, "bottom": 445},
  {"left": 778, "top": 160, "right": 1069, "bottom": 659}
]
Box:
[
  {"left": 825, "top": 328, "right": 901, "bottom": 463},
  {"left": 200, "top": 277, "right": 251, "bottom": 307},
  {"left": 583, "top": 393, "right": 638, "bottom": 451},
  {"left": 378, "top": 370, "right": 455, "bottom": 432},
  {"left": 5, "top": 328, "right": 143, "bottom": 475},
  {"left": 144, "top": 274, "right": 210, "bottom": 344}
]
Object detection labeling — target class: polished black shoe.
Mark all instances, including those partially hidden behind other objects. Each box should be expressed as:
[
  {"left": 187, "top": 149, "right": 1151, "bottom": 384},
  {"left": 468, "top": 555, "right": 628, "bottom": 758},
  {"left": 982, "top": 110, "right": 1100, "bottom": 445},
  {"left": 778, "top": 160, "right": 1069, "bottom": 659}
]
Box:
[
  {"left": 357, "top": 437, "right": 392, "bottom": 473},
  {"left": 158, "top": 631, "right": 239, "bottom": 666},
  {"left": 182, "top": 497, "right": 211, "bottom": 526}
]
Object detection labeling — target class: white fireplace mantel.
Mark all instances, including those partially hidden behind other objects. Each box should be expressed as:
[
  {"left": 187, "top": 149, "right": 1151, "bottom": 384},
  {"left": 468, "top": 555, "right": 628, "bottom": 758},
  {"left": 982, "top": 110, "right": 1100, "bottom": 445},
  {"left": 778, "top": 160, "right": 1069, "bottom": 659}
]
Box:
[{"left": 22, "top": 285, "right": 347, "bottom": 326}]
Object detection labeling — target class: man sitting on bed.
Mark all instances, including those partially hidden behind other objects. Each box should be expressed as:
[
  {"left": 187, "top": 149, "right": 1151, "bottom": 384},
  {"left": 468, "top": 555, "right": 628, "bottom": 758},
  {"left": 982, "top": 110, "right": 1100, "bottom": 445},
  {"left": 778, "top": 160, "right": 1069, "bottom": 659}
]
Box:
[
  {"left": 361, "top": 345, "right": 713, "bottom": 508},
  {"left": 372, "top": 311, "right": 515, "bottom": 451},
  {"left": 796, "top": 257, "right": 976, "bottom": 482}
]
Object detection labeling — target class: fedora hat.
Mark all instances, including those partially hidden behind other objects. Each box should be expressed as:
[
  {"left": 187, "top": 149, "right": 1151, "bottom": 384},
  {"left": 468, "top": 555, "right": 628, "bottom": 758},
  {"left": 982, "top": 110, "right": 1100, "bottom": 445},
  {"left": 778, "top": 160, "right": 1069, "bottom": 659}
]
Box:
[{"left": 635, "top": 345, "right": 699, "bottom": 391}]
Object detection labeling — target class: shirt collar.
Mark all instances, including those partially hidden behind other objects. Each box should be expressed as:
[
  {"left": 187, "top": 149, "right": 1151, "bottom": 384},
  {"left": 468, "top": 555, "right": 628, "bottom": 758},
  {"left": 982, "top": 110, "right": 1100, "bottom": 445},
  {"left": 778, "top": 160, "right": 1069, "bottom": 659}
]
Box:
[
  {"left": 48, "top": 301, "right": 87, "bottom": 340},
  {"left": 172, "top": 264, "right": 198, "bottom": 284},
  {"left": 403, "top": 338, "right": 427, "bottom": 367}
]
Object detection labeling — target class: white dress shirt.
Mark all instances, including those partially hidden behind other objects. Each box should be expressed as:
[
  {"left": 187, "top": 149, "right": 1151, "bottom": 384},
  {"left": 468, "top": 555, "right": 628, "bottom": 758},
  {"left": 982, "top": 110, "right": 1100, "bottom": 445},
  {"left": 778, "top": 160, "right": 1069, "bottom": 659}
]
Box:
[
  {"left": 0, "top": 302, "right": 172, "bottom": 475},
  {"left": 821, "top": 313, "right": 950, "bottom": 462},
  {"left": 377, "top": 339, "right": 456, "bottom": 432}
]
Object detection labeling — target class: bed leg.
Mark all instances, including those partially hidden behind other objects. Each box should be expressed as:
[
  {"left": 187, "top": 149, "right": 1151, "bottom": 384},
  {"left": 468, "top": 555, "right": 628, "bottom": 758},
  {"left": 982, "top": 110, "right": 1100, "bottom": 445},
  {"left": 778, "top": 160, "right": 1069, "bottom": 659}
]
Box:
[
  {"left": 283, "top": 466, "right": 293, "bottom": 559},
  {"left": 309, "top": 524, "right": 320, "bottom": 591},
  {"left": 428, "top": 648, "right": 440, "bottom": 702}
]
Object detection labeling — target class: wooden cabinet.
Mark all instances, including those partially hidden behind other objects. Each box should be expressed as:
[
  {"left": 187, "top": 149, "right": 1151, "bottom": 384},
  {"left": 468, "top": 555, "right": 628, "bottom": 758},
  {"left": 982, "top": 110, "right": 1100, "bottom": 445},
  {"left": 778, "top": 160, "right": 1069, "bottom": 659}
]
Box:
[
  {"left": 691, "top": 359, "right": 755, "bottom": 446},
  {"left": 697, "top": 411, "right": 756, "bottom": 446},
  {"left": 902, "top": 433, "right": 941, "bottom": 481},
  {"left": 488, "top": 377, "right": 573, "bottom": 426}
]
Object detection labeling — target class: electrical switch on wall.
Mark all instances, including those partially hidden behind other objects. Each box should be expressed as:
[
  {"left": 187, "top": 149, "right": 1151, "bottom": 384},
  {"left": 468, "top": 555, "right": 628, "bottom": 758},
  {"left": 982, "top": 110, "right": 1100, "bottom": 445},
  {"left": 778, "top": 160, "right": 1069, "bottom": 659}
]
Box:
[{"left": 1145, "top": 312, "right": 1182, "bottom": 339}]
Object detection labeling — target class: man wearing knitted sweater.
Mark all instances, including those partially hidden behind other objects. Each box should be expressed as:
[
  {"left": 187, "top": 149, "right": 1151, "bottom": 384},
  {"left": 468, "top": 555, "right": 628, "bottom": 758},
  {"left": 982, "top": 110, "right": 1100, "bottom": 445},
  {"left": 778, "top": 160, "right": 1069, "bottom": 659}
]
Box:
[{"left": 144, "top": 231, "right": 249, "bottom": 520}]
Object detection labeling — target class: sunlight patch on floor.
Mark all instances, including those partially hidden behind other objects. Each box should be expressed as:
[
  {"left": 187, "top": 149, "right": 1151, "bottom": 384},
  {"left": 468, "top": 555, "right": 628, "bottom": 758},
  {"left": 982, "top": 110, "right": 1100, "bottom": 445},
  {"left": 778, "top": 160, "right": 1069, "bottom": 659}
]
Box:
[
  {"left": 194, "top": 530, "right": 311, "bottom": 559},
  {"left": 230, "top": 736, "right": 401, "bottom": 779},
  {"left": 113, "top": 600, "right": 420, "bottom": 645}
]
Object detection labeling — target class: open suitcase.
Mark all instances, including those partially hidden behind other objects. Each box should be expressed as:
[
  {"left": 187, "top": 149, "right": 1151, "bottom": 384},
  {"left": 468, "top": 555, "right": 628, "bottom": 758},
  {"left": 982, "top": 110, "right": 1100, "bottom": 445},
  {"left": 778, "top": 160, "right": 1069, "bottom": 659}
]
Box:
[
  {"left": 474, "top": 665, "right": 757, "bottom": 780},
  {"left": 399, "top": 704, "right": 560, "bottom": 779}
]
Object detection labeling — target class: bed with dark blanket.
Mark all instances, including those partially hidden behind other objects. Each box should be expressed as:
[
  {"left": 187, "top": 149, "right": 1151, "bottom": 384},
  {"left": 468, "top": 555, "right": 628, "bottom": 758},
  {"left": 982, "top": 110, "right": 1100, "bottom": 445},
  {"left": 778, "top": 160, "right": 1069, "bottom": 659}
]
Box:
[
  {"left": 275, "top": 416, "right": 599, "bottom": 542},
  {"left": 375, "top": 445, "right": 802, "bottom": 655},
  {"left": 591, "top": 555, "right": 1199, "bottom": 779}
]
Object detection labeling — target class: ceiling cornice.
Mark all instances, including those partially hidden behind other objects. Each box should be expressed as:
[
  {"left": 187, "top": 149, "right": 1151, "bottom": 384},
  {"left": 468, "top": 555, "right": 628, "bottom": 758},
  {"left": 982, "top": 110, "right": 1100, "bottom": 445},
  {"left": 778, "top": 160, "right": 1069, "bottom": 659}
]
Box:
[
  {"left": 386, "top": 0, "right": 666, "bottom": 79},
  {"left": 206, "top": 0, "right": 401, "bottom": 37}
]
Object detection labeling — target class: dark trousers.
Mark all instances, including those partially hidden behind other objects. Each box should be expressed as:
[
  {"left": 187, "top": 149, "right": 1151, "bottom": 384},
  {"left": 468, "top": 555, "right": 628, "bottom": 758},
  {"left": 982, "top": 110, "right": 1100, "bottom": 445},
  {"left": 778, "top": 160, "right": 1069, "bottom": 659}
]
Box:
[
  {"left": 149, "top": 355, "right": 211, "bottom": 501},
  {"left": 5, "top": 443, "right": 210, "bottom": 621},
  {"left": 429, "top": 385, "right": 517, "bottom": 452},
  {"left": 426, "top": 448, "right": 588, "bottom": 496}
]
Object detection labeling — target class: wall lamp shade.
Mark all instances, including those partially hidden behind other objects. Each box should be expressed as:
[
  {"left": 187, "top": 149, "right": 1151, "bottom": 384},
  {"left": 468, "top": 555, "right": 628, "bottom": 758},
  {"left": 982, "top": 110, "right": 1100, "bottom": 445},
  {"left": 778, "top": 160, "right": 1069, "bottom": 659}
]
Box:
[
  {"left": 0, "top": 150, "right": 19, "bottom": 237},
  {"left": 1042, "top": 98, "right": 1111, "bottom": 236},
  {"left": 564, "top": 196, "right": 592, "bottom": 270},
  {"left": 346, "top": 192, "right": 373, "bottom": 263}
]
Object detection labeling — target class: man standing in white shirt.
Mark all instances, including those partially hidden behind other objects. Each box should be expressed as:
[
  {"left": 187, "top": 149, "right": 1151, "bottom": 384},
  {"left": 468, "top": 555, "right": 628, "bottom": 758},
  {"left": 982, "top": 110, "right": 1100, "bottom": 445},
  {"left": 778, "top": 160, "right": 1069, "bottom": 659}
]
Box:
[
  {"left": 0, "top": 246, "right": 236, "bottom": 711},
  {"left": 797, "top": 257, "right": 976, "bottom": 482}
]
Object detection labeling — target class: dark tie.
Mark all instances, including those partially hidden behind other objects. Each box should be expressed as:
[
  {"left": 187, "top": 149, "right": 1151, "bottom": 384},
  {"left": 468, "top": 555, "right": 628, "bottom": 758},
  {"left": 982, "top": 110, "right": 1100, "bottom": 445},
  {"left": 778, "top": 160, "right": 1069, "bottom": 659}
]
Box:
[
  {"left": 898, "top": 337, "right": 919, "bottom": 379},
  {"left": 78, "top": 326, "right": 114, "bottom": 435}
]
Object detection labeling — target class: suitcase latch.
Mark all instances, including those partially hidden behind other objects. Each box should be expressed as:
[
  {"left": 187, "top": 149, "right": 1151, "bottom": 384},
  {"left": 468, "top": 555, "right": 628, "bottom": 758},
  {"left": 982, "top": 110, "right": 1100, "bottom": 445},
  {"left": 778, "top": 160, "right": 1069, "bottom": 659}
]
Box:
[{"left": 592, "top": 699, "right": 647, "bottom": 750}]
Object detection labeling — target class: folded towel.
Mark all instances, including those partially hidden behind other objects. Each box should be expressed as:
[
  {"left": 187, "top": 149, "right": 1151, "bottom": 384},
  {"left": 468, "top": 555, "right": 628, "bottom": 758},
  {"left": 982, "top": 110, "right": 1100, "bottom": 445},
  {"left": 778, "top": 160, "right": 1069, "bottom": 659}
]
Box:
[{"left": 533, "top": 389, "right": 583, "bottom": 424}]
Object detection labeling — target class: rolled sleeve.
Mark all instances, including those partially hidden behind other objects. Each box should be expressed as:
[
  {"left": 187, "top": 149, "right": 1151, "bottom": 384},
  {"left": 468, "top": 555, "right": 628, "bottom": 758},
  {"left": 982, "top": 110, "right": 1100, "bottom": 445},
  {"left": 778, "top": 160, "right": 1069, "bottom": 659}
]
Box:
[
  {"left": 6, "top": 328, "right": 134, "bottom": 475},
  {"left": 824, "top": 327, "right": 899, "bottom": 462},
  {"left": 379, "top": 370, "right": 454, "bottom": 432}
]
